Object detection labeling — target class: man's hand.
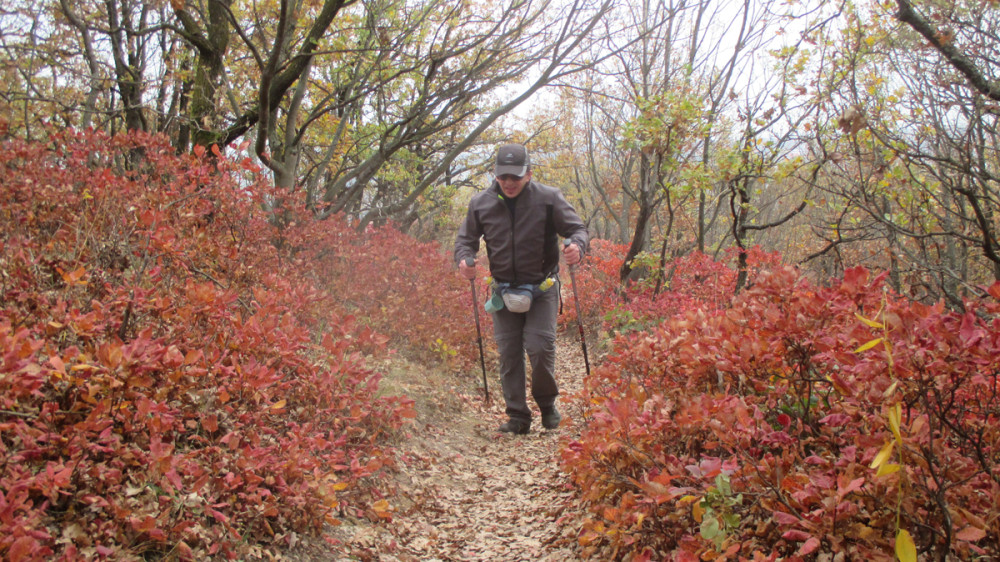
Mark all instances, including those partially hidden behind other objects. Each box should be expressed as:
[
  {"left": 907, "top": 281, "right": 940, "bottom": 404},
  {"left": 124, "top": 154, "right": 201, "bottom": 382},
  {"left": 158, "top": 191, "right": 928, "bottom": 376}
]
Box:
[
  {"left": 563, "top": 241, "right": 582, "bottom": 266},
  {"left": 459, "top": 257, "right": 477, "bottom": 280}
]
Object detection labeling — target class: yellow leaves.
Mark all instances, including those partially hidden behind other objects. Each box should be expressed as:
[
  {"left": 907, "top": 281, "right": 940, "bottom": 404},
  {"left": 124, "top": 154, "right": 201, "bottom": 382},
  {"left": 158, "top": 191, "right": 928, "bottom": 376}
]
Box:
[
  {"left": 686, "top": 496, "right": 706, "bottom": 523},
  {"left": 855, "top": 311, "right": 883, "bottom": 329},
  {"left": 635, "top": 512, "right": 646, "bottom": 527},
  {"left": 855, "top": 337, "right": 884, "bottom": 353},
  {"left": 854, "top": 312, "right": 884, "bottom": 353},
  {"left": 372, "top": 499, "right": 393, "bottom": 520},
  {"left": 854, "top": 309, "right": 894, "bottom": 368},
  {"left": 270, "top": 399, "right": 287, "bottom": 410},
  {"left": 895, "top": 529, "right": 916, "bottom": 562},
  {"left": 317, "top": 474, "right": 350, "bottom": 514},
  {"left": 870, "top": 441, "right": 895, "bottom": 471},
  {"left": 866, "top": 76, "right": 886, "bottom": 96},
  {"left": 872, "top": 403, "right": 905, "bottom": 477},
  {"left": 883, "top": 380, "right": 899, "bottom": 398},
  {"left": 876, "top": 462, "right": 901, "bottom": 477},
  {"left": 888, "top": 403, "right": 902, "bottom": 442}
]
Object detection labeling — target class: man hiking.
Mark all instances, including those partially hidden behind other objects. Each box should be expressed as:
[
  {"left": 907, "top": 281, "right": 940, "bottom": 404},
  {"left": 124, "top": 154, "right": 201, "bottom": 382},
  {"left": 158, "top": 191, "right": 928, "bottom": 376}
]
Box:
[{"left": 454, "top": 143, "right": 589, "bottom": 434}]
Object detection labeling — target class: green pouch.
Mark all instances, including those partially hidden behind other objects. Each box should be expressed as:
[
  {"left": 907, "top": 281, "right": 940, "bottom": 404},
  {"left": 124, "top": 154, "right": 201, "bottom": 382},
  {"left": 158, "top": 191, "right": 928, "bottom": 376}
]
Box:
[{"left": 484, "top": 291, "right": 504, "bottom": 313}]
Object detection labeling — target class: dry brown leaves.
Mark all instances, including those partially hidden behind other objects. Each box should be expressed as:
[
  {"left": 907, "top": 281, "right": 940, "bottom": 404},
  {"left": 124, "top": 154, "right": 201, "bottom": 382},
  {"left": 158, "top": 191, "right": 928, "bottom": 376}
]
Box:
[{"left": 280, "top": 330, "right": 594, "bottom": 561}]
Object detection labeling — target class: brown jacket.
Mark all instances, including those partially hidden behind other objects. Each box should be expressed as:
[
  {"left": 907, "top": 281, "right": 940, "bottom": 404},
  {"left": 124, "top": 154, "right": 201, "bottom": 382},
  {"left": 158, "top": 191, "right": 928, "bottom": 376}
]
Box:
[{"left": 454, "top": 179, "right": 588, "bottom": 284}]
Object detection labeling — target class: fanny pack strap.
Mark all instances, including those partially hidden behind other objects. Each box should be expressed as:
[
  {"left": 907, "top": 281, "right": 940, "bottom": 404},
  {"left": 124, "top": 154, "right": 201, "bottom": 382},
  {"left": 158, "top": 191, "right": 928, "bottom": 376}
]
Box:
[{"left": 492, "top": 279, "right": 554, "bottom": 298}]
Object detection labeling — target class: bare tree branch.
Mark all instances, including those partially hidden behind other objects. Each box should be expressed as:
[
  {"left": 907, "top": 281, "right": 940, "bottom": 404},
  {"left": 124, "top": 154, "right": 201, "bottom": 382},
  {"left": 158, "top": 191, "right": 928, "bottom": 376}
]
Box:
[{"left": 895, "top": 0, "right": 1000, "bottom": 101}]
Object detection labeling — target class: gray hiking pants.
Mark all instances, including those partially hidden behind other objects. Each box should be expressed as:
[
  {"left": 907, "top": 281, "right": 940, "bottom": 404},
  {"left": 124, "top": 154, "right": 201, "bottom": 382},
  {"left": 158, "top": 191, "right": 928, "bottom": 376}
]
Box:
[{"left": 491, "top": 284, "right": 559, "bottom": 422}]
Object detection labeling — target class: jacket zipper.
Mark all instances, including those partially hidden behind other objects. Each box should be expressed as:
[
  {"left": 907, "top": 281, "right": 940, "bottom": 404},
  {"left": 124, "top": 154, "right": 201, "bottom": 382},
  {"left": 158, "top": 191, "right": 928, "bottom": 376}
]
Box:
[{"left": 506, "top": 195, "right": 517, "bottom": 280}]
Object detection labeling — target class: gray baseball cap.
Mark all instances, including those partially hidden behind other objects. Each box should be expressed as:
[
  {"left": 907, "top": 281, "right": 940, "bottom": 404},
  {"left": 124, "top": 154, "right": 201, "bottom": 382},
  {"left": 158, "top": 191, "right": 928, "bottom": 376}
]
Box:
[{"left": 494, "top": 143, "right": 530, "bottom": 177}]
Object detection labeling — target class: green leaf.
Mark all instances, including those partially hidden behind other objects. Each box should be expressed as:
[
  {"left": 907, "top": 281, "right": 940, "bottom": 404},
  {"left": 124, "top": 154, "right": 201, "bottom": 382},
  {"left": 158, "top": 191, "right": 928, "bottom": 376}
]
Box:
[{"left": 700, "top": 516, "right": 721, "bottom": 540}]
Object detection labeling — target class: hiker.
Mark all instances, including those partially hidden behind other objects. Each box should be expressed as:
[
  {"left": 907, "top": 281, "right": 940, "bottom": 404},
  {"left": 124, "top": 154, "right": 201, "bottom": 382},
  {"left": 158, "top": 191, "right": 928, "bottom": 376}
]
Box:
[{"left": 454, "top": 143, "right": 589, "bottom": 434}]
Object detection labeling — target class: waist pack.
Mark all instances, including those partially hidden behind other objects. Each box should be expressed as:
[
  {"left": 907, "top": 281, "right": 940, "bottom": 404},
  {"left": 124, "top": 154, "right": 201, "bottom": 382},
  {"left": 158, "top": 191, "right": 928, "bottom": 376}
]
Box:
[{"left": 485, "top": 278, "right": 556, "bottom": 314}]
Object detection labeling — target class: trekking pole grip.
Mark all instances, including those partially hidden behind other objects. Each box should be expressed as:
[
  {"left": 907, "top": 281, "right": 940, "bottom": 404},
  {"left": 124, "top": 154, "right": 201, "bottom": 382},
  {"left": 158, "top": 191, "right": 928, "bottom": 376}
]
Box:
[{"left": 564, "top": 239, "right": 577, "bottom": 269}]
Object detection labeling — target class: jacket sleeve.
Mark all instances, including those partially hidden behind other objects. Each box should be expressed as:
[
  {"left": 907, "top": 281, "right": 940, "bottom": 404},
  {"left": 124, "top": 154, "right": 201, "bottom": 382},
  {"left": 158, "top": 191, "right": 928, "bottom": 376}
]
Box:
[
  {"left": 454, "top": 199, "right": 482, "bottom": 266},
  {"left": 553, "top": 190, "right": 589, "bottom": 256}
]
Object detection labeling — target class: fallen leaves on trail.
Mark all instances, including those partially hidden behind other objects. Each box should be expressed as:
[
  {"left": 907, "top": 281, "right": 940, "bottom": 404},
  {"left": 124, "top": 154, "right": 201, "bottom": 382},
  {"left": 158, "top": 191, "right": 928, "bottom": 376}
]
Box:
[{"left": 281, "top": 332, "right": 593, "bottom": 561}]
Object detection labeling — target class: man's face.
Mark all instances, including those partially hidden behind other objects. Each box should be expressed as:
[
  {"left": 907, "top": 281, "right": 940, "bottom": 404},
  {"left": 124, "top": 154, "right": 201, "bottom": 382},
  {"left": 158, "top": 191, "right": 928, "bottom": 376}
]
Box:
[{"left": 496, "top": 170, "right": 531, "bottom": 199}]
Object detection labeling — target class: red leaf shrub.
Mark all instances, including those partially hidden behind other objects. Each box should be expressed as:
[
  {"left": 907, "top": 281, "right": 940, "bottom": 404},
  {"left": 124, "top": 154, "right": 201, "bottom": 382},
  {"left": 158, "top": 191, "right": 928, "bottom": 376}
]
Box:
[
  {"left": 563, "top": 264, "right": 1000, "bottom": 559},
  {"left": 564, "top": 243, "right": 781, "bottom": 336},
  {"left": 0, "top": 130, "right": 415, "bottom": 560},
  {"left": 559, "top": 239, "right": 629, "bottom": 329},
  {"left": 302, "top": 219, "right": 493, "bottom": 372}
]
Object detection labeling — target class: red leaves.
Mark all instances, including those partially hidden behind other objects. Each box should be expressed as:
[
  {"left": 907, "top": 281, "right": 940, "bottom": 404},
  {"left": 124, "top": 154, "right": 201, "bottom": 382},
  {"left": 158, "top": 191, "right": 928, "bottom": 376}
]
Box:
[
  {"left": 987, "top": 281, "right": 1000, "bottom": 301},
  {"left": 839, "top": 265, "right": 869, "bottom": 294},
  {"left": 796, "top": 536, "right": 822, "bottom": 556},
  {"left": 782, "top": 529, "right": 812, "bottom": 542},
  {"left": 959, "top": 311, "right": 984, "bottom": 346},
  {"left": 563, "top": 258, "right": 1000, "bottom": 559},
  {"left": 6, "top": 536, "right": 43, "bottom": 562},
  {"left": 836, "top": 475, "right": 866, "bottom": 500},
  {"left": 0, "top": 131, "right": 412, "bottom": 560}
]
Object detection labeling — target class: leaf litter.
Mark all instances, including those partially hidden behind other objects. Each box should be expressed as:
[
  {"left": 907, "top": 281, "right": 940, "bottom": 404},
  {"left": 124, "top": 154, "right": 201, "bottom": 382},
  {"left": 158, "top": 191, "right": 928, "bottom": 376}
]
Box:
[{"left": 277, "top": 332, "right": 593, "bottom": 561}]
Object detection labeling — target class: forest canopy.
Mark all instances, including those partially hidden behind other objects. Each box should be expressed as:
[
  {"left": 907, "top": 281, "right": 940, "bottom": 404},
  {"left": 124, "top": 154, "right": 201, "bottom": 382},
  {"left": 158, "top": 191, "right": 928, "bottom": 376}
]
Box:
[{"left": 3, "top": 0, "right": 998, "bottom": 303}]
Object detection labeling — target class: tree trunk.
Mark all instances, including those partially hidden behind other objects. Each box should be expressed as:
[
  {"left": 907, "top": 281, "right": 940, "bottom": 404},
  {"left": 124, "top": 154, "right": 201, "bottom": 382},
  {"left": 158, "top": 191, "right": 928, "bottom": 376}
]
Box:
[
  {"left": 619, "top": 193, "right": 654, "bottom": 285},
  {"left": 105, "top": 0, "right": 149, "bottom": 133},
  {"left": 185, "top": 0, "right": 233, "bottom": 148},
  {"left": 733, "top": 175, "right": 751, "bottom": 294}
]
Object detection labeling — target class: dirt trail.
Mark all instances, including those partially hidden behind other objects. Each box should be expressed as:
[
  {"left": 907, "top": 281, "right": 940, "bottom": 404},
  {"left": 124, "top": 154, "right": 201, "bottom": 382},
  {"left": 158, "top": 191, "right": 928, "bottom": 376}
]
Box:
[{"left": 288, "top": 331, "right": 593, "bottom": 561}]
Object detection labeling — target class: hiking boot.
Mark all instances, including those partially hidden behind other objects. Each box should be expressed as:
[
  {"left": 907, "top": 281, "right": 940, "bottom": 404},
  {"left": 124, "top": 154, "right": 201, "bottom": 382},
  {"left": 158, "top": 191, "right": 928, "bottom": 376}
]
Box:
[
  {"left": 498, "top": 419, "right": 530, "bottom": 435},
  {"left": 541, "top": 406, "right": 562, "bottom": 430}
]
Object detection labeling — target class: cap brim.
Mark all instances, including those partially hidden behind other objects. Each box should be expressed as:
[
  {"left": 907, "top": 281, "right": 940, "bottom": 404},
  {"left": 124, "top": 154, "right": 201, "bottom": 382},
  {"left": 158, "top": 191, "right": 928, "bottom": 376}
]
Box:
[{"left": 495, "top": 164, "right": 527, "bottom": 177}]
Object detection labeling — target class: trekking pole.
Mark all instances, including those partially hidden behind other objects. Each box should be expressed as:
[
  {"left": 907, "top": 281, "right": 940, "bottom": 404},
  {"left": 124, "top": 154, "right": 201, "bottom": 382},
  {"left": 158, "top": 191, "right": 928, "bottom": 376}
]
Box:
[
  {"left": 466, "top": 258, "right": 490, "bottom": 404},
  {"left": 564, "top": 240, "right": 591, "bottom": 377}
]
